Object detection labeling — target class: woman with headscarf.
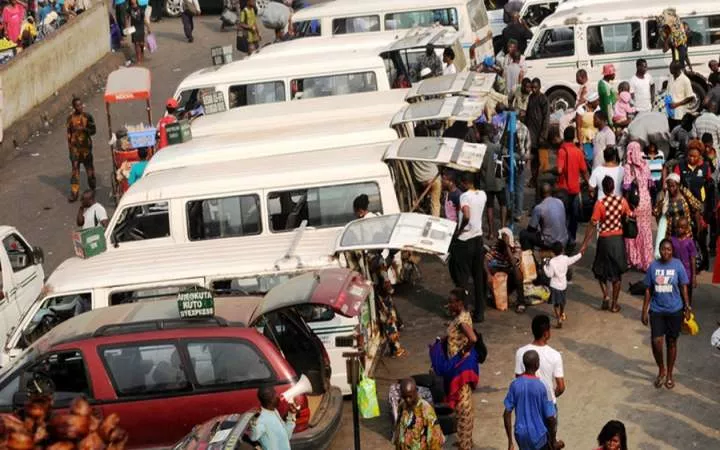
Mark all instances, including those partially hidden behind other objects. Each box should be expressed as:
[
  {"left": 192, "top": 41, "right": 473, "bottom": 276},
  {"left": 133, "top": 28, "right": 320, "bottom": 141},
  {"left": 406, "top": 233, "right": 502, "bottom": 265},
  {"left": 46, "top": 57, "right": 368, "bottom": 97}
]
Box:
[
  {"left": 655, "top": 173, "right": 703, "bottom": 238},
  {"left": 623, "top": 142, "right": 654, "bottom": 270}
]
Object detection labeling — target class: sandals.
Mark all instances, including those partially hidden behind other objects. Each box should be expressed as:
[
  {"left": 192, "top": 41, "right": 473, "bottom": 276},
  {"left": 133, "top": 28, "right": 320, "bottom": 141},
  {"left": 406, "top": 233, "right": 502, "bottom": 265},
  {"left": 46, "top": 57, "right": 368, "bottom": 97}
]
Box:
[
  {"left": 665, "top": 378, "right": 675, "bottom": 389},
  {"left": 654, "top": 374, "right": 666, "bottom": 389},
  {"left": 610, "top": 304, "right": 622, "bottom": 313},
  {"left": 601, "top": 299, "right": 610, "bottom": 310},
  {"left": 515, "top": 304, "right": 526, "bottom": 313}
]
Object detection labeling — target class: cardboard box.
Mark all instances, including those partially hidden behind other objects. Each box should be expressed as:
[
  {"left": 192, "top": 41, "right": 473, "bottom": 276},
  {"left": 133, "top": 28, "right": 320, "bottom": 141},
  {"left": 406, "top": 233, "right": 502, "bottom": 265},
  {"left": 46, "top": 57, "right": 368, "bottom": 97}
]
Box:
[
  {"left": 72, "top": 226, "right": 107, "bottom": 258},
  {"left": 166, "top": 119, "right": 192, "bottom": 146}
]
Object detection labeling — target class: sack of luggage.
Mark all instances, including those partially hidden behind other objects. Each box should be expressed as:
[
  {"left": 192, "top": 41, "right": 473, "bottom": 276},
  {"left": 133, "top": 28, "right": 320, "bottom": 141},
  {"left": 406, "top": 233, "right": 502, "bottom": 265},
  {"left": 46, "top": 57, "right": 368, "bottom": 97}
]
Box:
[
  {"left": 260, "top": 1, "right": 291, "bottom": 30},
  {"left": 221, "top": 9, "right": 238, "bottom": 25}
]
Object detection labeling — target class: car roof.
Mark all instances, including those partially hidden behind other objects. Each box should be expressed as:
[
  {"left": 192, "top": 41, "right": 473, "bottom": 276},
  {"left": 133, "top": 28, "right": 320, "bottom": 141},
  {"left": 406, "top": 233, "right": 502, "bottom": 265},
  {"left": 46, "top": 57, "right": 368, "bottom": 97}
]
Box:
[
  {"left": 190, "top": 88, "right": 408, "bottom": 138},
  {"left": 542, "top": 0, "right": 719, "bottom": 28},
  {"left": 32, "top": 297, "right": 262, "bottom": 354},
  {"left": 121, "top": 143, "right": 391, "bottom": 204},
  {"left": 47, "top": 229, "right": 340, "bottom": 293},
  {"left": 146, "top": 117, "right": 396, "bottom": 175},
  {"left": 176, "top": 49, "right": 385, "bottom": 91},
  {"left": 293, "top": 0, "right": 473, "bottom": 20},
  {"left": 250, "top": 33, "right": 397, "bottom": 60},
  {"left": 0, "top": 225, "right": 15, "bottom": 236}
]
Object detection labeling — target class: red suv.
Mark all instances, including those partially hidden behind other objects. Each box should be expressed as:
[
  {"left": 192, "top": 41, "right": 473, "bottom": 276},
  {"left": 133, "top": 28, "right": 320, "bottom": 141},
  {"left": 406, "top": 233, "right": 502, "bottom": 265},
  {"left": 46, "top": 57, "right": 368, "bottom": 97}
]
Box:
[{"left": 0, "top": 268, "right": 369, "bottom": 449}]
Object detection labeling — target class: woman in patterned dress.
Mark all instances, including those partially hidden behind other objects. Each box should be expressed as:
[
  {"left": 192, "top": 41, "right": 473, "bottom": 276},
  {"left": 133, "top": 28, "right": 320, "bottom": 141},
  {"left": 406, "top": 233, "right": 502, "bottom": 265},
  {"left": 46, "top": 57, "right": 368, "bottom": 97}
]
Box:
[
  {"left": 445, "top": 288, "right": 477, "bottom": 450},
  {"left": 580, "top": 176, "right": 632, "bottom": 313},
  {"left": 623, "top": 142, "right": 654, "bottom": 270}
]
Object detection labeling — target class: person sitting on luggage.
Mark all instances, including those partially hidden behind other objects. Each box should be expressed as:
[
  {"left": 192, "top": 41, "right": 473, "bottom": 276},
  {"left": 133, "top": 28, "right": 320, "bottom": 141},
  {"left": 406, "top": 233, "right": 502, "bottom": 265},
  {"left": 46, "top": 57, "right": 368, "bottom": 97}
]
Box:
[
  {"left": 392, "top": 378, "right": 445, "bottom": 450},
  {"left": 520, "top": 183, "right": 568, "bottom": 251},
  {"left": 486, "top": 227, "right": 526, "bottom": 312}
]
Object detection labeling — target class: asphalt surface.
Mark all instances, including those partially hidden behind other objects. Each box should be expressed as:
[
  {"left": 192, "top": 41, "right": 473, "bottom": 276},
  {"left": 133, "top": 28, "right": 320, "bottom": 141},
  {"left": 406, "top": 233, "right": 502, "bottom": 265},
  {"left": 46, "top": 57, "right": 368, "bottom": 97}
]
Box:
[{"left": 2, "top": 10, "right": 720, "bottom": 450}]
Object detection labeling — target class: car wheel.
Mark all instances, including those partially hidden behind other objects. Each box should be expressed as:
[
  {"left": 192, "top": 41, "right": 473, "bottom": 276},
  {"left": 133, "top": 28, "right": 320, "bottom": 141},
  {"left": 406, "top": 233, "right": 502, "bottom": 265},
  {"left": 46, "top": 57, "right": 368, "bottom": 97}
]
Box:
[
  {"left": 165, "top": 0, "right": 183, "bottom": 17},
  {"left": 546, "top": 88, "right": 576, "bottom": 114}
]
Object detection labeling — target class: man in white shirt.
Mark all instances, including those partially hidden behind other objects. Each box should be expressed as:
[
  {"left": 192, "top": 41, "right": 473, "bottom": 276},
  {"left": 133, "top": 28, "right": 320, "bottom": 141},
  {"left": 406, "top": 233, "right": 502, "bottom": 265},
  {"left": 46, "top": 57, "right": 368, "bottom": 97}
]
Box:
[
  {"left": 629, "top": 58, "right": 655, "bottom": 113},
  {"left": 76, "top": 190, "right": 108, "bottom": 230},
  {"left": 443, "top": 47, "right": 457, "bottom": 76},
  {"left": 592, "top": 110, "right": 616, "bottom": 169},
  {"left": 452, "top": 171, "right": 488, "bottom": 322},
  {"left": 514, "top": 314, "right": 565, "bottom": 415},
  {"left": 589, "top": 147, "right": 625, "bottom": 200},
  {"left": 667, "top": 61, "right": 696, "bottom": 129},
  {"left": 691, "top": 101, "right": 720, "bottom": 146}
]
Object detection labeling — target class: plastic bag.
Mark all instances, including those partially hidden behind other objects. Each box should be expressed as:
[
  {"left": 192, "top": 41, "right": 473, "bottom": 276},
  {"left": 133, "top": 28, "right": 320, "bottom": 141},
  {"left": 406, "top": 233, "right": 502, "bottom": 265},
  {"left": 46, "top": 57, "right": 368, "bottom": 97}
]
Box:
[
  {"left": 146, "top": 33, "right": 158, "bottom": 53},
  {"left": 260, "top": 1, "right": 291, "bottom": 31},
  {"left": 357, "top": 372, "right": 380, "bottom": 419},
  {"left": 682, "top": 312, "right": 699, "bottom": 336},
  {"left": 520, "top": 250, "right": 537, "bottom": 282},
  {"left": 492, "top": 272, "right": 508, "bottom": 311}
]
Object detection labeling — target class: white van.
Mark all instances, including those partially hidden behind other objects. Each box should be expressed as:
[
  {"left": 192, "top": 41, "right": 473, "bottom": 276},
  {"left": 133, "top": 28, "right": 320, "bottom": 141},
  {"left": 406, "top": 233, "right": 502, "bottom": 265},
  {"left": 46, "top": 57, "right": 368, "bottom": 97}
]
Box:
[
  {"left": 523, "top": 0, "right": 720, "bottom": 112},
  {"left": 147, "top": 118, "right": 398, "bottom": 176},
  {"left": 174, "top": 50, "right": 392, "bottom": 114},
  {"left": 189, "top": 89, "right": 409, "bottom": 139},
  {"left": 0, "top": 226, "right": 44, "bottom": 346},
  {"left": 291, "top": 0, "right": 494, "bottom": 61}
]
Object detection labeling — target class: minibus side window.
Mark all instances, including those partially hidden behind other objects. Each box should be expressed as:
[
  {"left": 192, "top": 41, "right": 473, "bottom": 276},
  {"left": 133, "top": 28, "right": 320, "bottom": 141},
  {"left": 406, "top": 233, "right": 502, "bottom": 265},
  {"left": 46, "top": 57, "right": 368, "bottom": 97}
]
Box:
[
  {"left": 186, "top": 195, "right": 261, "bottom": 241},
  {"left": 229, "top": 81, "right": 285, "bottom": 108},
  {"left": 682, "top": 16, "right": 720, "bottom": 46},
  {"left": 384, "top": 9, "right": 459, "bottom": 31},
  {"left": 18, "top": 293, "right": 92, "bottom": 349},
  {"left": 646, "top": 20, "right": 664, "bottom": 50},
  {"left": 110, "top": 285, "right": 197, "bottom": 306},
  {"left": 112, "top": 202, "right": 170, "bottom": 243},
  {"left": 267, "top": 182, "right": 382, "bottom": 232},
  {"left": 292, "top": 19, "right": 321, "bottom": 37},
  {"left": 292, "top": 72, "right": 378, "bottom": 99},
  {"left": 332, "top": 16, "right": 380, "bottom": 35},
  {"left": 527, "top": 27, "right": 574, "bottom": 59},
  {"left": 523, "top": 2, "right": 559, "bottom": 28},
  {"left": 587, "top": 22, "right": 641, "bottom": 55}
]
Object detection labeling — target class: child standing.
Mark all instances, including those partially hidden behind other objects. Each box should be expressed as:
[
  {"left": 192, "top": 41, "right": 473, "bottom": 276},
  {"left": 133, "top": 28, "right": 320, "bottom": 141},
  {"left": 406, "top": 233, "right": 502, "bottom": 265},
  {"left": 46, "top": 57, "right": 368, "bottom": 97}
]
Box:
[
  {"left": 612, "top": 82, "right": 636, "bottom": 128},
  {"left": 671, "top": 217, "right": 697, "bottom": 305},
  {"left": 643, "top": 142, "right": 665, "bottom": 207},
  {"left": 543, "top": 242, "right": 583, "bottom": 328}
]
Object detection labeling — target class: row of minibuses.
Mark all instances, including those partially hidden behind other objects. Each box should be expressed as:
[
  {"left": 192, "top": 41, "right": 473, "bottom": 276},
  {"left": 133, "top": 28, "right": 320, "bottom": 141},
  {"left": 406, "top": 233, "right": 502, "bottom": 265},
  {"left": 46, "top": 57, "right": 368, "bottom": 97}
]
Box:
[
  {"left": 4, "top": 83, "right": 490, "bottom": 394},
  {"left": 173, "top": 26, "right": 466, "bottom": 116}
]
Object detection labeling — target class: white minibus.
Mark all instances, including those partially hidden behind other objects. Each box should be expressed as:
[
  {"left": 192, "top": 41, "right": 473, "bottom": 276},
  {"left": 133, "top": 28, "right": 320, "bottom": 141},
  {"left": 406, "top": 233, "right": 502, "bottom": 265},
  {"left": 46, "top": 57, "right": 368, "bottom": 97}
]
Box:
[
  {"left": 523, "top": 0, "right": 720, "bottom": 112},
  {"left": 291, "top": 0, "right": 494, "bottom": 61}
]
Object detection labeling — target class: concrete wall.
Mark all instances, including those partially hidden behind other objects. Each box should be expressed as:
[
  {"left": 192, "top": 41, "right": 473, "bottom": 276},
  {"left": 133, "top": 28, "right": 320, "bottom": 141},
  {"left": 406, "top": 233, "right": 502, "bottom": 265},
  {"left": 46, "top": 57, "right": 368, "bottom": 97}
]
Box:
[{"left": 0, "top": 2, "right": 110, "bottom": 129}]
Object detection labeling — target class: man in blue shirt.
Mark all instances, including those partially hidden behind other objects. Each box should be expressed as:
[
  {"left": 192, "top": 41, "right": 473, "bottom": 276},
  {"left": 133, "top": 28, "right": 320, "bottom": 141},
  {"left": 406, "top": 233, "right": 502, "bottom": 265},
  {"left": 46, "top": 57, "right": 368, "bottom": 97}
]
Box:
[
  {"left": 503, "top": 350, "right": 561, "bottom": 450},
  {"left": 520, "top": 183, "right": 568, "bottom": 251},
  {"left": 248, "top": 385, "right": 296, "bottom": 450},
  {"left": 642, "top": 238, "right": 691, "bottom": 390}
]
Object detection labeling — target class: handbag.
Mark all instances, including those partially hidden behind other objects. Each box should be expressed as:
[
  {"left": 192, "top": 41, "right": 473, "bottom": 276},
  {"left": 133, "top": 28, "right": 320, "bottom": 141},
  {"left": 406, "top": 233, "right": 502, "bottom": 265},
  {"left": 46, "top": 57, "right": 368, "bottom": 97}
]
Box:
[
  {"left": 625, "top": 167, "right": 640, "bottom": 210},
  {"left": 622, "top": 216, "right": 638, "bottom": 239},
  {"left": 146, "top": 33, "right": 158, "bottom": 53},
  {"left": 682, "top": 312, "right": 699, "bottom": 336},
  {"left": 473, "top": 329, "right": 488, "bottom": 364},
  {"left": 236, "top": 30, "right": 249, "bottom": 53},
  {"left": 183, "top": 0, "right": 200, "bottom": 16},
  {"left": 357, "top": 369, "right": 380, "bottom": 419}
]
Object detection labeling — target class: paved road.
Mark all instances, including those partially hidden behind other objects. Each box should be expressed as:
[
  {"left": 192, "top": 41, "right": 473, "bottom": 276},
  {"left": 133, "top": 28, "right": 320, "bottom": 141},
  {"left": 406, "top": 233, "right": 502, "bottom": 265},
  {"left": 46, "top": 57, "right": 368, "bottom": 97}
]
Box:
[{"left": 2, "top": 12, "right": 720, "bottom": 450}]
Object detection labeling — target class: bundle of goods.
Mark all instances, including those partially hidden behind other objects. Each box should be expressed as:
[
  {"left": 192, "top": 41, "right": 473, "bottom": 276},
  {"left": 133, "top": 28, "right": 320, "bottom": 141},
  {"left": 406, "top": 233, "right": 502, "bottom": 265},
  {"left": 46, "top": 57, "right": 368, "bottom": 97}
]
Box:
[
  {"left": 657, "top": 8, "right": 686, "bottom": 48},
  {"left": 0, "top": 396, "right": 128, "bottom": 449}
]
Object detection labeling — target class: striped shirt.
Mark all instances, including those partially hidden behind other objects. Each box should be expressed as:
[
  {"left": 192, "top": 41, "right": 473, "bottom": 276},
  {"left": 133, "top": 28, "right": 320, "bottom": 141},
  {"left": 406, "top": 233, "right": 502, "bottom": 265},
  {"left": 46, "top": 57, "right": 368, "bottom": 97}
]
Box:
[
  {"left": 643, "top": 151, "right": 665, "bottom": 182},
  {"left": 691, "top": 112, "right": 720, "bottom": 147}
]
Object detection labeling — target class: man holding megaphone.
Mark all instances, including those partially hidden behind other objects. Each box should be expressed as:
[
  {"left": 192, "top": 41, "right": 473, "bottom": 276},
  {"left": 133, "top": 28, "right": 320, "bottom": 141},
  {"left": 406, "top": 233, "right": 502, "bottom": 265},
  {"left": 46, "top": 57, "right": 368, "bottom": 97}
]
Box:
[{"left": 248, "top": 385, "right": 298, "bottom": 450}]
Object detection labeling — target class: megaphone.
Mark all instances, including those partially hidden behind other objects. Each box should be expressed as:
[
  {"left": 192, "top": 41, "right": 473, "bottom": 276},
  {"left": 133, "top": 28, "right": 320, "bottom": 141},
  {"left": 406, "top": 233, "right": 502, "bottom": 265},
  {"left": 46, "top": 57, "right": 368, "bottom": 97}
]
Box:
[{"left": 282, "top": 374, "right": 313, "bottom": 404}]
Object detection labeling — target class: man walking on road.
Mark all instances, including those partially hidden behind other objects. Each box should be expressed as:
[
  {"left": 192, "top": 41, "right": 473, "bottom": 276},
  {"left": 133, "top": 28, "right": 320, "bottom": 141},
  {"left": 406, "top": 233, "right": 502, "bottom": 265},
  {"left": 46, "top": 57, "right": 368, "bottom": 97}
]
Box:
[
  {"left": 557, "top": 126, "right": 590, "bottom": 248},
  {"left": 504, "top": 349, "right": 562, "bottom": 450},
  {"left": 452, "top": 171, "right": 488, "bottom": 322},
  {"left": 514, "top": 315, "right": 565, "bottom": 417},
  {"left": 181, "top": 0, "right": 201, "bottom": 43},
  {"left": 66, "top": 97, "right": 96, "bottom": 202}
]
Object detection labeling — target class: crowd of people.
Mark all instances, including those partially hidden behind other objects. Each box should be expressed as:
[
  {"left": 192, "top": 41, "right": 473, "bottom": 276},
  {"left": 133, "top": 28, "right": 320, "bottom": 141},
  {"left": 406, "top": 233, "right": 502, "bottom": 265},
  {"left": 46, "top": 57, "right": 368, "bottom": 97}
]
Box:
[{"left": 386, "top": 30, "right": 719, "bottom": 450}]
